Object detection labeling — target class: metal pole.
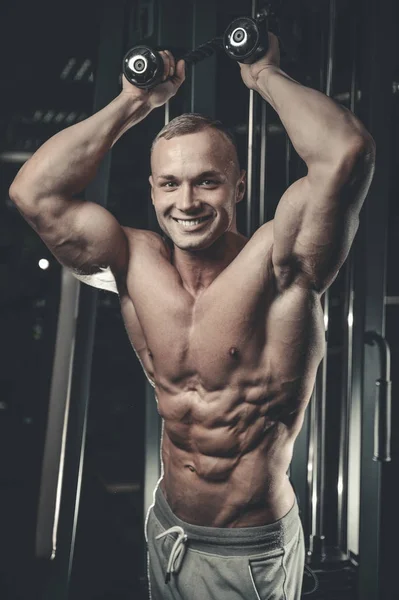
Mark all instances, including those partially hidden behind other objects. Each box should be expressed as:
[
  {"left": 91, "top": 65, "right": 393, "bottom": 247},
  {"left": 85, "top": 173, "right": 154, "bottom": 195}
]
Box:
[
  {"left": 246, "top": 0, "right": 260, "bottom": 237},
  {"left": 325, "top": 0, "right": 336, "bottom": 98},
  {"left": 308, "top": 294, "right": 328, "bottom": 558},
  {"left": 259, "top": 101, "right": 267, "bottom": 226},
  {"left": 337, "top": 259, "right": 354, "bottom": 552},
  {"left": 337, "top": 10, "right": 358, "bottom": 552},
  {"left": 247, "top": 90, "right": 256, "bottom": 235},
  {"left": 190, "top": 0, "right": 217, "bottom": 117},
  {"left": 308, "top": 0, "right": 336, "bottom": 561},
  {"left": 35, "top": 271, "right": 80, "bottom": 561},
  {"left": 358, "top": 0, "right": 394, "bottom": 576}
]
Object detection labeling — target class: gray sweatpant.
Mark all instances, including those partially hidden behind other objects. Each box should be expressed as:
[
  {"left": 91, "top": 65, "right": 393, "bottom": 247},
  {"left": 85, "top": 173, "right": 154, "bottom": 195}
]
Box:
[{"left": 145, "top": 484, "right": 305, "bottom": 600}]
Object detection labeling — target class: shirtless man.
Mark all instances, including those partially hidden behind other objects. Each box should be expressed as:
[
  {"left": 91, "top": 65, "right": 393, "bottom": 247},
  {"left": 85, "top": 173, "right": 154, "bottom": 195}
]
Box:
[{"left": 9, "top": 33, "right": 374, "bottom": 600}]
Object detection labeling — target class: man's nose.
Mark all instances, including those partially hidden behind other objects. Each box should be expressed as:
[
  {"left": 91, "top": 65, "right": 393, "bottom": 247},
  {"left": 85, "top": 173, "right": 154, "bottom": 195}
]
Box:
[{"left": 176, "top": 183, "right": 200, "bottom": 213}]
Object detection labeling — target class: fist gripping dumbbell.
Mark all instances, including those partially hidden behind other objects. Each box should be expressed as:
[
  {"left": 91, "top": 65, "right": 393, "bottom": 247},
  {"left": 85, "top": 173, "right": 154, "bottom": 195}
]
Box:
[
  {"left": 122, "top": 37, "right": 223, "bottom": 89},
  {"left": 122, "top": 11, "right": 272, "bottom": 89}
]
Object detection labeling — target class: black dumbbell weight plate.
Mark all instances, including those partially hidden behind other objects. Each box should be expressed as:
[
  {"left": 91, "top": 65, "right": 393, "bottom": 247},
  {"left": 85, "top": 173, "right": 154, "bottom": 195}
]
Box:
[
  {"left": 122, "top": 45, "right": 164, "bottom": 89},
  {"left": 223, "top": 17, "right": 269, "bottom": 64}
]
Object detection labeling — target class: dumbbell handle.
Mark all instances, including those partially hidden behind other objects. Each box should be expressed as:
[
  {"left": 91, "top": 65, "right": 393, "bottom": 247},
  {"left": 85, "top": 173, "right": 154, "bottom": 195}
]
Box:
[{"left": 181, "top": 36, "right": 223, "bottom": 65}]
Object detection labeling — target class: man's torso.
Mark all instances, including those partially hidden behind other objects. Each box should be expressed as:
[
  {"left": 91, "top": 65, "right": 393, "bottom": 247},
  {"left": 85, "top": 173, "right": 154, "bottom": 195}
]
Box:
[{"left": 116, "top": 225, "right": 325, "bottom": 527}]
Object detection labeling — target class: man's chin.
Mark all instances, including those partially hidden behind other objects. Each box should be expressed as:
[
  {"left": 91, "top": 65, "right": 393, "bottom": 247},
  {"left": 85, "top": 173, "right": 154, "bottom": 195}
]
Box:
[
  {"left": 167, "top": 229, "right": 220, "bottom": 251},
  {"left": 172, "top": 238, "right": 213, "bottom": 252}
]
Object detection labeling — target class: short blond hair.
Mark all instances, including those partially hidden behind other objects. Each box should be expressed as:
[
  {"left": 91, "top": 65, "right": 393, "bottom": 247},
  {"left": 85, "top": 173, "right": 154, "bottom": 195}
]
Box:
[{"left": 151, "top": 113, "right": 240, "bottom": 171}]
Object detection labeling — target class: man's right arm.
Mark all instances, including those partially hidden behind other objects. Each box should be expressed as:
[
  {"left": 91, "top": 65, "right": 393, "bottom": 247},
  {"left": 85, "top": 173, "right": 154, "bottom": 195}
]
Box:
[{"left": 8, "top": 52, "right": 184, "bottom": 293}]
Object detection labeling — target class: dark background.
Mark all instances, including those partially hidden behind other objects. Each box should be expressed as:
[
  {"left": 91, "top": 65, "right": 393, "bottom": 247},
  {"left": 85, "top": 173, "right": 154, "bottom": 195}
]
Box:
[{"left": 0, "top": 0, "right": 398, "bottom": 599}]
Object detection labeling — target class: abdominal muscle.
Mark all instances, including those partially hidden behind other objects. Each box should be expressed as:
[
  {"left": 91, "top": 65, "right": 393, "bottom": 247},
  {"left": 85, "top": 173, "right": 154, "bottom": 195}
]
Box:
[{"left": 157, "top": 388, "right": 300, "bottom": 528}]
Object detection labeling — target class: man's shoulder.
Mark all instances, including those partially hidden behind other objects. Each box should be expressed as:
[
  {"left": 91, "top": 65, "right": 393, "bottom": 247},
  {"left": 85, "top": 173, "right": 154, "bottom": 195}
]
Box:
[
  {"left": 241, "top": 219, "right": 274, "bottom": 260},
  {"left": 121, "top": 225, "right": 163, "bottom": 247},
  {"left": 251, "top": 219, "right": 274, "bottom": 242},
  {"left": 121, "top": 226, "right": 171, "bottom": 259}
]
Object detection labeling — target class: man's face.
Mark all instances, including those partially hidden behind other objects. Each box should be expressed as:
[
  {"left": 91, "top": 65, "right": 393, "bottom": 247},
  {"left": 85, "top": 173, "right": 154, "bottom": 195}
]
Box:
[{"left": 149, "top": 128, "right": 245, "bottom": 251}]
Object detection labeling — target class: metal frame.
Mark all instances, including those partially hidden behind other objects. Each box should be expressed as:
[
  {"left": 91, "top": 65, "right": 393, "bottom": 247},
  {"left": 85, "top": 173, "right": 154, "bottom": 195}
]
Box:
[
  {"left": 357, "top": 0, "right": 395, "bottom": 596},
  {"left": 37, "top": 3, "right": 126, "bottom": 598},
  {"left": 337, "top": 5, "right": 358, "bottom": 552},
  {"left": 306, "top": 0, "right": 336, "bottom": 562}
]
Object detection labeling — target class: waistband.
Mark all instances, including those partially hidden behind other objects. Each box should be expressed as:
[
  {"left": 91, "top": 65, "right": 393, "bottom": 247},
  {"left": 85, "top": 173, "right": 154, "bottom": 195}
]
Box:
[{"left": 152, "top": 484, "right": 301, "bottom": 555}]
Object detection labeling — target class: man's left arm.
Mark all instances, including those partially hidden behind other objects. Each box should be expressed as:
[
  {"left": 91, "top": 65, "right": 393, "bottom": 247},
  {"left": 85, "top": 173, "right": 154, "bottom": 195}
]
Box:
[{"left": 240, "top": 34, "right": 376, "bottom": 294}]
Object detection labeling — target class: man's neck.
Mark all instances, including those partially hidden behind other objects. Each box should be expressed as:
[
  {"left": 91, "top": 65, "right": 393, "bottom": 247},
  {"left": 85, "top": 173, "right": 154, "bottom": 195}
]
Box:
[{"left": 171, "top": 231, "right": 248, "bottom": 297}]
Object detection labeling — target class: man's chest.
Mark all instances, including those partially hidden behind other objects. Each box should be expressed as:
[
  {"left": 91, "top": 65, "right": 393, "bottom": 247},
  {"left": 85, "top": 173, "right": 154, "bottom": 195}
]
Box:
[
  {"left": 119, "top": 229, "right": 325, "bottom": 394},
  {"left": 120, "top": 274, "right": 272, "bottom": 390}
]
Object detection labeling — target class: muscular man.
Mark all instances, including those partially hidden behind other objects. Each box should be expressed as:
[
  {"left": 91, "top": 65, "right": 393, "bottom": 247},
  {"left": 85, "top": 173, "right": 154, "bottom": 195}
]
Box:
[{"left": 9, "top": 33, "right": 374, "bottom": 600}]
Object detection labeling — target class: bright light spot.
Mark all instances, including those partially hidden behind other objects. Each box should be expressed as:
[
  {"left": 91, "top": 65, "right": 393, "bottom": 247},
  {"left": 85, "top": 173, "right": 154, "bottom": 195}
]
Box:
[
  {"left": 324, "top": 314, "right": 329, "bottom": 329},
  {"left": 307, "top": 462, "right": 313, "bottom": 472},
  {"left": 39, "top": 259, "right": 50, "bottom": 270},
  {"left": 348, "top": 310, "right": 353, "bottom": 328},
  {"left": 337, "top": 476, "right": 343, "bottom": 496}
]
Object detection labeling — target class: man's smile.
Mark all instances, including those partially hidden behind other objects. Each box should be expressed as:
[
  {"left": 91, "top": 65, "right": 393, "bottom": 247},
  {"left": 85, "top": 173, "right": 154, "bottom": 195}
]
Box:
[{"left": 172, "top": 215, "right": 213, "bottom": 229}]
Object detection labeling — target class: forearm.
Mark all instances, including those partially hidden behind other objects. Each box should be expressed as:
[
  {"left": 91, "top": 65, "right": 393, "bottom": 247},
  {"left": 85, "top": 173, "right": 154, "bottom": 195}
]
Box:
[
  {"left": 9, "top": 92, "right": 152, "bottom": 201},
  {"left": 255, "top": 67, "right": 372, "bottom": 168}
]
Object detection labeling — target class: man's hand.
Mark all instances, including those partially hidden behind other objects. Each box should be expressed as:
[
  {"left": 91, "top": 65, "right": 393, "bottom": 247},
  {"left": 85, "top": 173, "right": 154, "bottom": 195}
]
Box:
[
  {"left": 239, "top": 32, "right": 280, "bottom": 91},
  {"left": 121, "top": 50, "right": 185, "bottom": 109}
]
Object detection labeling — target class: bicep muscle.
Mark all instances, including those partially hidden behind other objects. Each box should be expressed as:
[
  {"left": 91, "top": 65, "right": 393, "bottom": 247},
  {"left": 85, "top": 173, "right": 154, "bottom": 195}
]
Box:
[
  {"left": 21, "top": 195, "right": 129, "bottom": 293},
  {"left": 272, "top": 148, "right": 374, "bottom": 293}
]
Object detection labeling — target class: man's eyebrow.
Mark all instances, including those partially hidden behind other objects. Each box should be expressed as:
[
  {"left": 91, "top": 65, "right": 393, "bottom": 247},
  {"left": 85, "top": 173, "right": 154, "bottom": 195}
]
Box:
[
  {"left": 157, "top": 170, "right": 224, "bottom": 181},
  {"left": 157, "top": 174, "right": 177, "bottom": 181},
  {"left": 196, "top": 170, "right": 224, "bottom": 179}
]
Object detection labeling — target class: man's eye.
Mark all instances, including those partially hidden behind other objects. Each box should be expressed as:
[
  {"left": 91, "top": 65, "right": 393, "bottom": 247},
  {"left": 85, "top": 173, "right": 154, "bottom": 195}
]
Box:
[
  {"left": 199, "top": 180, "right": 217, "bottom": 186},
  {"left": 162, "top": 182, "right": 177, "bottom": 188}
]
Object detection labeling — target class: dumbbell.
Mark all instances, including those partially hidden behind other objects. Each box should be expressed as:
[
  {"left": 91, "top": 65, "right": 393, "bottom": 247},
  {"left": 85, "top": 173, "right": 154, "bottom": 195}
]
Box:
[
  {"left": 223, "top": 11, "right": 270, "bottom": 64},
  {"left": 122, "top": 37, "right": 223, "bottom": 89},
  {"left": 122, "top": 10, "right": 272, "bottom": 89}
]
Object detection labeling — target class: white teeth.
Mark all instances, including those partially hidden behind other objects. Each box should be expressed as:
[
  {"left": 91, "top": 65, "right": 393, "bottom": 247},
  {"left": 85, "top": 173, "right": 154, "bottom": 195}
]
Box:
[{"left": 175, "top": 217, "right": 207, "bottom": 227}]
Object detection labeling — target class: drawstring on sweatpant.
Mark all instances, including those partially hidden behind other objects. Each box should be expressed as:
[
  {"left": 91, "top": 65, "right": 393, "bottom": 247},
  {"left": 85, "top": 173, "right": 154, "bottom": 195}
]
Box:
[{"left": 156, "top": 525, "right": 188, "bottom": 584}]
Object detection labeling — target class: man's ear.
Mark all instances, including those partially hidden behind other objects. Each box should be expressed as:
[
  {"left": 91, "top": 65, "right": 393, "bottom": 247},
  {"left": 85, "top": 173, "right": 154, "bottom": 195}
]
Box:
[
  {"left": 236, "top": 170, "right": 246, "bottom": 203},
  {"left": 149, "top": 175, "right": 155, "bottom": 204}
]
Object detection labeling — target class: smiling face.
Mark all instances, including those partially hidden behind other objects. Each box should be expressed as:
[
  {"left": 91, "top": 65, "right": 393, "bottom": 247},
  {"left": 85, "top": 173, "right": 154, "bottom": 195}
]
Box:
[{"left": 149, "top": 128, "right": 246, "bottom": 252}]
